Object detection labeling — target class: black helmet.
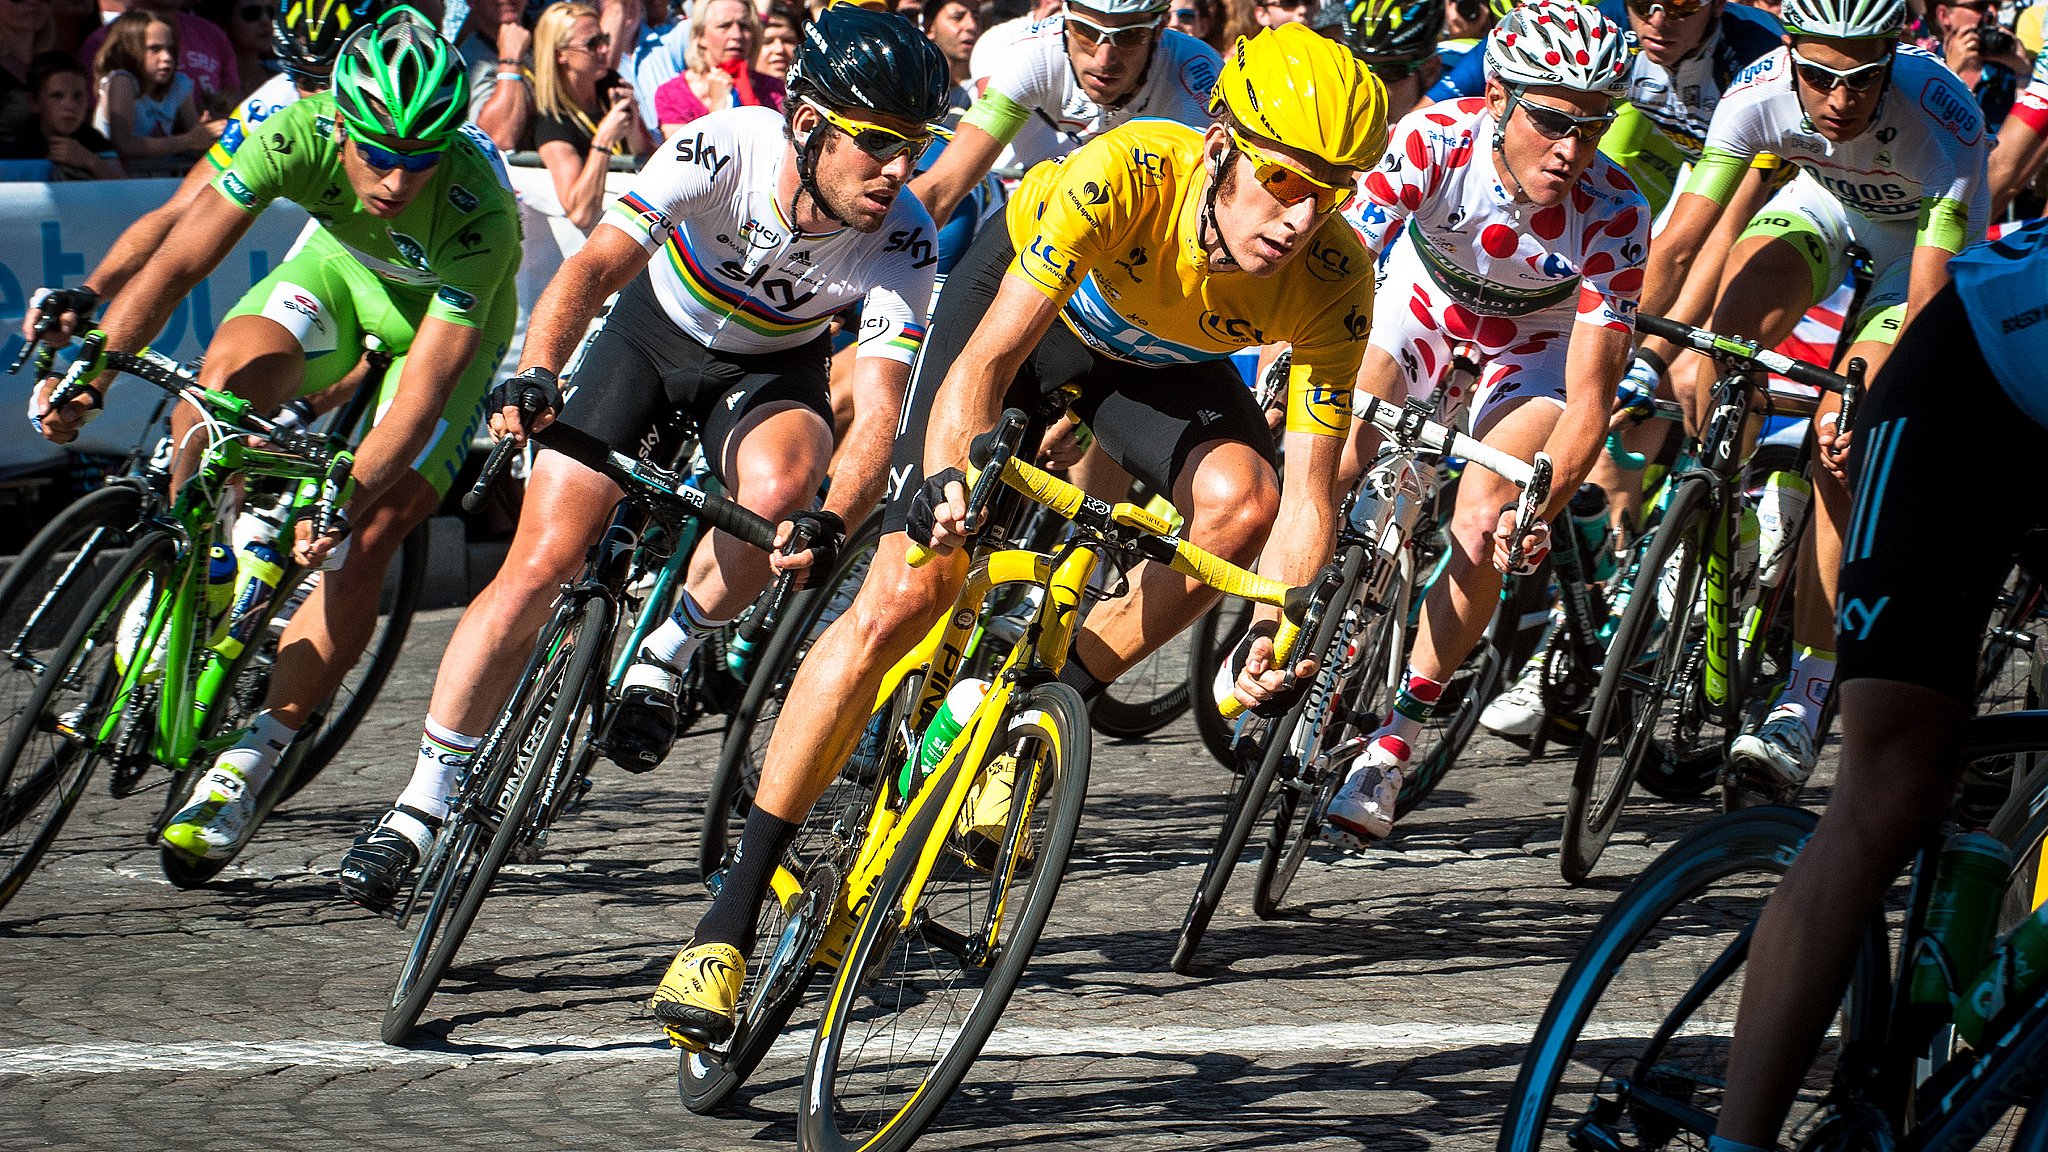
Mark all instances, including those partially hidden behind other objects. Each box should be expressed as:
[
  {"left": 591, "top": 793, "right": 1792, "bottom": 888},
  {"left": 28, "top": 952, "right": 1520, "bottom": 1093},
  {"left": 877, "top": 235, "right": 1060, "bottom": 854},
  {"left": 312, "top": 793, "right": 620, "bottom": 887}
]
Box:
[
  {"left": 274, "top": 0, "right": 395, "bottom": 85},
  {"left": 788, "top": 4, "right": 951, "bottom": 125},
  {"left": 1311, "top": 0, "right": 1445, "bottom": 71}
]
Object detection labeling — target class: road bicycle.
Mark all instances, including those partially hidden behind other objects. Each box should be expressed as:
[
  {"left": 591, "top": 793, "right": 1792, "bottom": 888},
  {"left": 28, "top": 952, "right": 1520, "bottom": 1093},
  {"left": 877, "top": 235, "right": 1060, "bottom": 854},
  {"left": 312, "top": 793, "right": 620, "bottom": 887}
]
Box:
[
  {"left": 1168, "top": 369, "right": 1550, "bottom": 973},
  {"left": 1559, "top": 312, "right": 1865, "bottom": 883},
  {"left": 1501, "top": 705, "right": 2048, "bottom": 1152},
  {"left": 674, "top": 409, "right": 1303, "bottom": 1152},
  {"left": 0, "top": 339, "right": 368, "bottom": 906},
  {"left": 378, "top": 418, "right": 788, "bottom": 1043}
]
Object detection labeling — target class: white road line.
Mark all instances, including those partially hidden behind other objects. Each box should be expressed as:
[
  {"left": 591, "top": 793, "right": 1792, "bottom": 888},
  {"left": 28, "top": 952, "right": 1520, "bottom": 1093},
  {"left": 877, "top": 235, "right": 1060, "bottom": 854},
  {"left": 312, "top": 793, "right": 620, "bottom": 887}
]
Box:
[{"left": 0, "top": 1022, "right": 1678, "bottom": 1076}]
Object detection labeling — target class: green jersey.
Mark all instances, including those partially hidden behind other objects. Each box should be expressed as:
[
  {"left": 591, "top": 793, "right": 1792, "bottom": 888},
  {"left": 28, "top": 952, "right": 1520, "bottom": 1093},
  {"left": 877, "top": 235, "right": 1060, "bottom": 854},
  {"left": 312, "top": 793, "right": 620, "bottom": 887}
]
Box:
[{"left": 210, "top": 93, "right": 521, "bottom": 330}]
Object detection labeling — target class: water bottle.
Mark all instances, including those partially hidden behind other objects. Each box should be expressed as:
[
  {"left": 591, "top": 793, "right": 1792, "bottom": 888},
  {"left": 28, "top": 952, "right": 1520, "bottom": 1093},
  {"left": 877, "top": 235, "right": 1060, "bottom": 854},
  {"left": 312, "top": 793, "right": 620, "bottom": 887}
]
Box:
[
  {"left": 1955, "top": 893, "right": 2048, "bottom": 1046},
  {"left": 232, "top": 497, "right": 290, "bottom": 554},
  {"left": 205, "top": 544, "right": 237, "bottom": 645},
  {"left": 1756, "top": 472, "right": 1811, "bottom": 589},
  {"left": 1566, "top": 484, "right": 1617, "bottom": 582},
  {"left": 1909, "top": 833, "right": 2013, "bottom": 1008},
  {"left": 214, "top": 540, "right": 285, "bottom": 660},
  {"left": 1734, "top": 504, "right": 1761, "bottom": 596},
  {"left": 899, "top": 678, "right": 990, "bottom": 799},
  {"left": 1346, "top": 484, "right": 1383, "bottom": 541}
]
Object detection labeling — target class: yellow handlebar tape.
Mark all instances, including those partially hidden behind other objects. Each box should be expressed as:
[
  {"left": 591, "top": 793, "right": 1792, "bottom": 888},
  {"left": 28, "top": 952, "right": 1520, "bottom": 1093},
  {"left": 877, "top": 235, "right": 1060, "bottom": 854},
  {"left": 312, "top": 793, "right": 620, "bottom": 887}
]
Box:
[{"left": 1216, "top": 614, "right": 1303, "bottom": 721}]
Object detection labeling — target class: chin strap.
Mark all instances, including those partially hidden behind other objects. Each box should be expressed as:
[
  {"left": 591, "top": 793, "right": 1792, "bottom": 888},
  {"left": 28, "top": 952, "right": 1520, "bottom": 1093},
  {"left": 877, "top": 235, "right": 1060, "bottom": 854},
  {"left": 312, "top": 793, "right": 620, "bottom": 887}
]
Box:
[
  {"left": 1201, "top": 143, "right": 1242, "bottom": 270},
  {"left": 1491, "top": 88, "right": 1537, "bottom": 206},
  {"left": 792, "top": 121, "right": 849, "bottom": 229}
]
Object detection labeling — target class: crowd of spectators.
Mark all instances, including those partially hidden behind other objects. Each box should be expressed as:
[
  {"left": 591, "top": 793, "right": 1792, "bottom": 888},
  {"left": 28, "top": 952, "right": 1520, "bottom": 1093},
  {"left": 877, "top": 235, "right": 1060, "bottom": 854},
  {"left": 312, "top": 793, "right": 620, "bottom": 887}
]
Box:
[{"left": 0, "top": 0, "right": 2040, "bottom": 206}]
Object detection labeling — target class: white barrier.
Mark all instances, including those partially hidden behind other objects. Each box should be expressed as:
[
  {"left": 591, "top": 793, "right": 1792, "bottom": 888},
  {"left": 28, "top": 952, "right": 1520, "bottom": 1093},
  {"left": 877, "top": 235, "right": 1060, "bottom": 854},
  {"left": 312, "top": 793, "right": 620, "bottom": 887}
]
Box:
[{"left": 0, "top": 166, "right": 633, "bottom": 479}]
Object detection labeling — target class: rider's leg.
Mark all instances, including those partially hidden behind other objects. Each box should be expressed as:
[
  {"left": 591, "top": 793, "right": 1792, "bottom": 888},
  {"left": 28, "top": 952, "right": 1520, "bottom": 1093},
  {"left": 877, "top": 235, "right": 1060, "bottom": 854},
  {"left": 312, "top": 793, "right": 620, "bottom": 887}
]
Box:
[{"left": 166, "top": 316, "right": 306, "bottom": 490}]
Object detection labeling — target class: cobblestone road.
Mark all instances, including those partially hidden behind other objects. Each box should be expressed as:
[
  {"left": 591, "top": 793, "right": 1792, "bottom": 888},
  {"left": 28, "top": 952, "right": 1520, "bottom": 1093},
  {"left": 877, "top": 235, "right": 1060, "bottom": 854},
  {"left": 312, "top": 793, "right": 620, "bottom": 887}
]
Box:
[{"left": 0, "top": 608, "right": 1833, "bottom": 1151}]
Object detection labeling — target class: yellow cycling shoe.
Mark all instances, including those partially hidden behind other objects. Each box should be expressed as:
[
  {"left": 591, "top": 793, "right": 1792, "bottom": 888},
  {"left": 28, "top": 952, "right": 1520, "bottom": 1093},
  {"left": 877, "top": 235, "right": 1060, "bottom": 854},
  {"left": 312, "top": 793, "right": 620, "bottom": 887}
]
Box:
[{"left": 651, "top": 941, "right": 743, "bottom": 1050}]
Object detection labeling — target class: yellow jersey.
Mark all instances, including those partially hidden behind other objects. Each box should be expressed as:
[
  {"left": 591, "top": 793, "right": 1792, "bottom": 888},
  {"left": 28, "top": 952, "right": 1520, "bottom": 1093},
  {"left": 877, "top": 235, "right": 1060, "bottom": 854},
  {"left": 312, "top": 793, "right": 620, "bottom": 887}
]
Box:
[{"left": 1004, "top": 118, "right": 1374, "bottom": 437}]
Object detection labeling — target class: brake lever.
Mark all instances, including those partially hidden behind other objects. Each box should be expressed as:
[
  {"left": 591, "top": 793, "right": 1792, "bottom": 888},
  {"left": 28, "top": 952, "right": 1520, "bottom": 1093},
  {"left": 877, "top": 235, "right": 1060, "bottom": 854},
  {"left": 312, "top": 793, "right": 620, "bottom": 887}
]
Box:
[{"left": 1506, "top": 453, "right": 1553, "bottom": 573}]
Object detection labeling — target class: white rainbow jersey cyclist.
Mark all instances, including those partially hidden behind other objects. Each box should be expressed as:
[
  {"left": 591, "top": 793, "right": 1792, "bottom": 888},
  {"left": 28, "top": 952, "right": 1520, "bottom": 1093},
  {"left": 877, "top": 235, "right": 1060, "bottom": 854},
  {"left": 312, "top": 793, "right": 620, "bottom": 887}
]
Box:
[
  {"left": 604, "top": 105, "right": 938, "bottom": 365},
  {"left": 1342, "top": 98, "right": 1649, "bottom": 418}
]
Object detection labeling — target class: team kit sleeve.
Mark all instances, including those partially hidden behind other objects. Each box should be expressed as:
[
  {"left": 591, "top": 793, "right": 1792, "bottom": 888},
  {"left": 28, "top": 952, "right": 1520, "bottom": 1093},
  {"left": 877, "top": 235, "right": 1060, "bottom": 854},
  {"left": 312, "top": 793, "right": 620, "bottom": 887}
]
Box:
[
  {"left": 1680, "top": 72, "right": 1777, "bottom": 206},
  {"left": 1348, "top": 107, "right": 1445, "bottom": 257},
  {"left": 599, "top": 122, "right": 737, "bottom": 251},
  {"left": 1007, "top": 144, "right": 1137, "bottom": 306},
  {"left": 1909, "top": 95, "right": 1991, "bottom": 254},
  {"left": 424, "top": 198, "right": 523, "bottom": 328},
  {"left": 210, "top": 109, "right": 298, "bottom": 215},
  {"left": 1574, "top": 176, "right": 1652, "bottom": 332},
  {"left": 854, "top": 221, "right": 940, "bottom": 364},
  {"left": 960, "top": 36, "right": 1060, "bottom": 146},
  {"left": 1282, "top": 281, "right": 1371, "bottom": 438}
]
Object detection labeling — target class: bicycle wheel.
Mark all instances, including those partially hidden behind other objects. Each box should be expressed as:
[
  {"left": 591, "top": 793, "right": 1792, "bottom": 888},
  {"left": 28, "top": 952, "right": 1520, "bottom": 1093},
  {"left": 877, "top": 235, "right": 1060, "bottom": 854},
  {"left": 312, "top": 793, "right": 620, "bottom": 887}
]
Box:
[
  {"left": 799, "top": 680, "right": 1091, "bottom": 1152},
  {"left": 680, "top": 677, "right": 905, "bottom": 1114},
  {"left": 699, "top": 510, "right": 881, "bottom": 882},
  {"left": 290, "top": 517, "right": 428, "bottom": 791},
  {"left": 381, "top": 593, "right": 612, "bottom": 1044},
  {"left": 1188, "top": 597, "right": 1254, "bottom": 768},
  {"left": 1562, "top": 477, "right": 1719, "bottom": 885},
  {"left": 0, "top": 530, "right": 176, "bottom": 912},
  {"left": 1499, "top": 806, "right": 1886, "bottom": 1152},
  {"left": 0, "top": 484, "right": 147, "bottom": 794}
]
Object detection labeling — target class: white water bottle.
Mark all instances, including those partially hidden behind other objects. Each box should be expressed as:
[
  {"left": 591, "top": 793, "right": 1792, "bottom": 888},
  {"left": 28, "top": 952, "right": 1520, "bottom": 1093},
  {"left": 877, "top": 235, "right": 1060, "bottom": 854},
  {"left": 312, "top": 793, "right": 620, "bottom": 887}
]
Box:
[{"left": 1756, "top": 472, "right": 1811, "bottom": 589}]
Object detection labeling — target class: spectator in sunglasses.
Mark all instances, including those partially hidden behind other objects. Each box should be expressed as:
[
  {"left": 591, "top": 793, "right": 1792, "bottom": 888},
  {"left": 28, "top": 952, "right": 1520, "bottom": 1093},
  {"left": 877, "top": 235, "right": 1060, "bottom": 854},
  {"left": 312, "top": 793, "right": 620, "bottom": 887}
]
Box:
[
  {"left": 1253, "top": 0, "right": 1311, "bottom": 23},
  {"left": 653, "top": 0, "right": 781, "bottom": 134},
  {"left": 534, "top": 1, "right": 654, "bottom": 231},
  {"left": 194, "top": 0, "right": 281, "bottom": 100}
]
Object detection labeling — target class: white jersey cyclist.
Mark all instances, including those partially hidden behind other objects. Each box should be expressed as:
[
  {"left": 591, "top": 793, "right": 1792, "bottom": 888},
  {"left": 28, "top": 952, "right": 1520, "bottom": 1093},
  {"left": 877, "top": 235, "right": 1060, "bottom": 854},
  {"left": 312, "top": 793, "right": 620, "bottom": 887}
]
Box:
[
  {"left": 1343, "top": 97, "right": 1650, "bottom": 424},
  {"left": 2007, "top": 46, "right": 2048, "bottom": 137},
  {"left": 1614, "top": 0, "right": 1783, "bottom": 160},
  {"left": 606, "top": 104, "right": 937, "bottom": 366},
  {"left": 1679, "top": 44, "right": 1989, "bottom": 338},
  {"left": 959, "top": 13, "right": 1220, "bottom": 170}
]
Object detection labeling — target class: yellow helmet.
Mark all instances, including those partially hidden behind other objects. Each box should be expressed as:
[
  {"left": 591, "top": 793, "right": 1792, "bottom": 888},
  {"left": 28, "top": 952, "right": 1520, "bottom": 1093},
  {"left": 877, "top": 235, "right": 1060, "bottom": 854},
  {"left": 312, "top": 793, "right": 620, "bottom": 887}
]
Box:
[{"left": 1208, "top": 22, "right": 1389, "bottom": 171}]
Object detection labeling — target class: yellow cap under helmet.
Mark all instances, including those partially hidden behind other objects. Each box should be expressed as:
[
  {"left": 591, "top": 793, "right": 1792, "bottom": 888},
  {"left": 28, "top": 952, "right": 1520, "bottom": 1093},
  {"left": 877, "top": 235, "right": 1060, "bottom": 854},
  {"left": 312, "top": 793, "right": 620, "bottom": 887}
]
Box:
[{"left": 1208, "top": 22, "right": 1389, "bottom": 171}]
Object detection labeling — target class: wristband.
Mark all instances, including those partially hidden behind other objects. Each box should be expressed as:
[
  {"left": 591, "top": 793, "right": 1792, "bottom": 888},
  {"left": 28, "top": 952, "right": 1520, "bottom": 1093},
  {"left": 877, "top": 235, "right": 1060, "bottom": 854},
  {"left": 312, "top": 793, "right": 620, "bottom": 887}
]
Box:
[
  {"left": 1633, "top": 345, "right": 1668, "bottom": 382},
  {"left": 497, "top": 57, "right": 522, "bottom": 65},
  {"left": 496, "top": 71, "right": 526, "bottom": 82}
]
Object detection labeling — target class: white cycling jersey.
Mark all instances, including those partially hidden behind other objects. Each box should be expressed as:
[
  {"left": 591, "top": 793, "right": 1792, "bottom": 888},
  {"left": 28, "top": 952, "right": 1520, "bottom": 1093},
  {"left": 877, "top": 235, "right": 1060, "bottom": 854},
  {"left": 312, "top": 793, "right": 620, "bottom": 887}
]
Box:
[
  {"left": 602, "top": 105, "right": 937, "bottom": 363},
  {"left": 2008, "top": 45, "right": 2048, "bottom": 136},
  {"left": 1683, "top": 45, "right": 1989, "bottom": 251},
  {"left": 959, "top": 15, "right": 1220, "bottom": 170}
]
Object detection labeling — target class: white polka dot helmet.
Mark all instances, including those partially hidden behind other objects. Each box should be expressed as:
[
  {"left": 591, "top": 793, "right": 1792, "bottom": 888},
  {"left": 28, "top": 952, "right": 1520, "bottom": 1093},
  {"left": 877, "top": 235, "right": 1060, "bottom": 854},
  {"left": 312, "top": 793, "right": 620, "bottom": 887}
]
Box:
[{"left": 1483, "top": 0, "right": 1631, "bottom": 98}]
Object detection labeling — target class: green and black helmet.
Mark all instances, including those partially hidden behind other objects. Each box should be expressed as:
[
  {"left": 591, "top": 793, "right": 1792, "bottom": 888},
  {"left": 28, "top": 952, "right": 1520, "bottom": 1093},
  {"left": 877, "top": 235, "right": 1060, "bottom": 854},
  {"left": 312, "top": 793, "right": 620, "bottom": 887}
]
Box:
[{"left": 332, "top": 6, "right": 468, "bottom": 153}]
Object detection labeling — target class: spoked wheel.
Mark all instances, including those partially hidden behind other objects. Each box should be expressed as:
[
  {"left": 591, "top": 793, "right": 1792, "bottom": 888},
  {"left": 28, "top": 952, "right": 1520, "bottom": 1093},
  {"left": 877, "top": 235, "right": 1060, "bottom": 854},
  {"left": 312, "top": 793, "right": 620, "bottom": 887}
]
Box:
[
  {"left": 679, "top": 678, "right": 906, "bottom": 1115},
  {"left": 1091, "top": 621, "right": 1193, "bottom": 739},
  {"left": 699, "top": 511, "right": 881, "bottom": 883},
  {"left": 1499, "top": 807, "right": 1885, "bottom": 1152},
  {"left": 1188, "top": 597, "right": 1254, "bottom": 768},
  {"left": 288, "top": 517, "right": 428, "bottom": 792},
  {"left": 1563, "top": 478, "right": 1723, "bottom": 885},
  {"left": 381, "top": 594, "right": 612, "bottom": 1044},
  {"left": 799, "top": 681, "right": 1091, "bottom": 1152},
  {"left": 0, "top": 530, "right": 175, "bottom": 913},
  {"left": 0, "top": 484, "right": 148, "bottom": 796}
]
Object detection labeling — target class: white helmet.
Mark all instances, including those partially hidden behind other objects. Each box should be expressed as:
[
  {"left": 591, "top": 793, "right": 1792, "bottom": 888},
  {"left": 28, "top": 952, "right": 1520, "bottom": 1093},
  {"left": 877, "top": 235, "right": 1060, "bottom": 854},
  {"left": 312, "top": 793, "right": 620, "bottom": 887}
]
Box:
[
  {"left": 1484, "top": 0, "right": 1631, "bottom": 98},
  {"left": 1066, "top": 0, "right": 1172, "bottom": 15},
  {"left": 1778, "top": 0, "right": 1904, "bottom": 38}
]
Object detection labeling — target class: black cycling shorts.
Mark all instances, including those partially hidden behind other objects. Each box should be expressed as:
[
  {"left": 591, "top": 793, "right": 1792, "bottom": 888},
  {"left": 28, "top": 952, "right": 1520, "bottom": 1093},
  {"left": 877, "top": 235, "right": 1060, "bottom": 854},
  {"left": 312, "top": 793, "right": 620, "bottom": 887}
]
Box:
[
  {"left": 556, "top": 271, "right": 834, "bottom": 482},
  {"left": 1835, "top": 282, "right": 2048, "bottom": 706},
  {"left": 880, "top": 224, "right": 1277, "bottom": 536}
]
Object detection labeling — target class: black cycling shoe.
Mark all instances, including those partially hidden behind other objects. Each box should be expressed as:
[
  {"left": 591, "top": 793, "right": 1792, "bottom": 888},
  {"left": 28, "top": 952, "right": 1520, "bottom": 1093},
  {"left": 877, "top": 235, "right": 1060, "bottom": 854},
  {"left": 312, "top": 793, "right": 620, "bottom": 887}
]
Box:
[
  {"left": 338, "top": 806, "right": 437, "bottom": 914},
  {"left": 603, "top": 657, "right": 683, "bottom": 772}
]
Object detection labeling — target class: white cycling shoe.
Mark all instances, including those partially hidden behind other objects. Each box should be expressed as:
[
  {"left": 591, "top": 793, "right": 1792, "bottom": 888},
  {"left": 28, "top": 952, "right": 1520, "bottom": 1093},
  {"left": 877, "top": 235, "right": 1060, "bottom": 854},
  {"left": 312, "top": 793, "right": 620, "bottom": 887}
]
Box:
[
  {"left": 159, "top": 765, "right": 255, "bottom": 861},
  {"left": 1321, "top": 734, "right": 1410, "bottom": 849},
  {"left": 1727, "top": 704, "right": 1819, "bottom": 793},
  {"left": 1480, "top": 661, "right": 1547, "bottom": 739}
]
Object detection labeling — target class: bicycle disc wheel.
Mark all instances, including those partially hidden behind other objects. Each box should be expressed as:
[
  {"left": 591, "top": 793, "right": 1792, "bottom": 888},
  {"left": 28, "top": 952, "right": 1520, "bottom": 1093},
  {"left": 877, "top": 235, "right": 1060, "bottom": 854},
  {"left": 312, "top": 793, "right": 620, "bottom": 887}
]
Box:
[
  {"left": 0, "top": 529, "right": 175, "bottom": 912},
  {"left": 680, "top": 679, "right": 905, "bottom": 1114},
  {"left": 291, "top": 517, "right": 428, "bottom": 791},
  {"left": 0, "top": 484, "right": 147, "bottom": 794},
  {"left": 700, "top": 510, "right": 880, "bottom": 882},
  {"left": 1499, "top": 806, "right": 1885, "bottom": 1152},
  {"left": 1188, "top": 597, "right": 1254, "bottom": 767},
  {"left": 1563, "top": 477, "right": 1717, "bottom": 885},
  {"left": 381, "top": 594, "right": 612, "bottom": 1044},
  {"left": 799, "top": 680, "right": 1091, "bottom": 1152}
]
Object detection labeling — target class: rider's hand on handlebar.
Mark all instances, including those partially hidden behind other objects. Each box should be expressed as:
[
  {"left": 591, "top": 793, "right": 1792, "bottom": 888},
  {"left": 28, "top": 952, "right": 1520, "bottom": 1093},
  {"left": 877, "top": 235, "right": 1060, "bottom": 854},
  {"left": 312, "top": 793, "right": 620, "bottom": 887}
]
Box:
[
  {"left": 905, "top": 467, "right": 970, "bottom": 556},
  {"left": 1492, "top": 509, "right": 1551, "bottom": 576},
  {"left": 1223, "top": 620, "right": 1318, "bottom": 718},
  {"left": 23, "top": 286, "right": 97, "bottom": 344},
  {"left": 1815, "top": 390, "right": 1851, "bottom": 482},
  {"left": 768, "top": 509, "right": 847, "bottom": 588},
  {"left": 27, "top": 374, "right": 101, "bottom": 444},
  {"left": 1609, "top": 355, "right": 1662, "bottom": 432},
  {"left": 292, "top": 511, "right": 352, "bottom": 571},
  {"left": 485, "top": 366, "right": 561, "bottom": 446}
]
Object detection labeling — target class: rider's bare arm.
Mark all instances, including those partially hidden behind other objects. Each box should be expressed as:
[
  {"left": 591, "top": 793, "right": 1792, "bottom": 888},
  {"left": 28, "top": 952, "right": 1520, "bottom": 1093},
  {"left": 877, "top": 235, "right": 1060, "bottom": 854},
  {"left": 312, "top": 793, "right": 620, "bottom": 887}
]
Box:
[
  {"left": 1992, "top": 117, "right": 2048, "bottom": 216},
  {"left": 907, "top": 119, "right": 1005, "bottom": 229},
  {"left": 1551, "top": 324, "right": 1634, "bottom": 508},
  {"left": 1637, "top": 191, "right": 1724, "bottom": 330},
  {"left": 91, "top": 187, "right": 257, "bottom": 366},
  {"left": 350, "top": 317, "right": 483, "bottom": 506},
  {"left": 23, "top": 160, "right": 218, "bottom": 341},
  {"left": 823, "top": 356, "right": 913, "bottom": 525},
  {"left": 521, "top": 224, "right": 650, "bottom": 376}
]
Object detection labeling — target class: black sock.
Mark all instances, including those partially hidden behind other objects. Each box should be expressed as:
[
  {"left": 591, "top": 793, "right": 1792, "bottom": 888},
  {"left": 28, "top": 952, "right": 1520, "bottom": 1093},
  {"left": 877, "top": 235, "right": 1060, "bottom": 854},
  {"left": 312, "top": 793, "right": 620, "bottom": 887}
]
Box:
[
  {"left": 694, "top": 805, "right": 800, "bottom": 954},
  {"left": 1057, "top": 644, "right": 1110, "bottom": 702}
]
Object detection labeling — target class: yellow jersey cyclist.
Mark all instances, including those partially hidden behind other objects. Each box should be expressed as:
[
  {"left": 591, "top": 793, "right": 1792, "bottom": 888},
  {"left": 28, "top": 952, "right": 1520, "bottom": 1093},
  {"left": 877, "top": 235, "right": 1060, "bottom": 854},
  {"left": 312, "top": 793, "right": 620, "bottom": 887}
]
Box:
[
  {"left": 23, "top": 0, "right": 408, "bottom": 344},
  {"left": 649, "top": 24, "right": 1386, "bottom": 1050},
  {"left": 1708, "top": 219, "right": 2048, "bottom": 1152},
  {"left": 28, "top": 7, "right": 521, "bottom": 864},
  {"left": 336, "top": 5, "right": 955, "bottom": 913},
  {"left": 1637, "top": 0, "right": 1989, "bottom": 793},
  {"left": 1300, "top": 0, "right": 1649, "bottom": 845}
]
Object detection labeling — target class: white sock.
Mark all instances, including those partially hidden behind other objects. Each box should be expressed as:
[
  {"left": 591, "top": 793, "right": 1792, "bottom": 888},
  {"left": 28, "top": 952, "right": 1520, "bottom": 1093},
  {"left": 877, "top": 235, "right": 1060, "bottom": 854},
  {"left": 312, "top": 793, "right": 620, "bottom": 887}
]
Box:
[
  {"left": 213, "top": 710, "right": 296, "bottom": 795},
  {"left": 396, "top": 716, "right": 481, "bottom": 821},
  {"left": 626, "top": 592, "right": 730, "bottom": 691},
  {"left": 1779, "top": 645, "right": 1836, "bottom": 738}
]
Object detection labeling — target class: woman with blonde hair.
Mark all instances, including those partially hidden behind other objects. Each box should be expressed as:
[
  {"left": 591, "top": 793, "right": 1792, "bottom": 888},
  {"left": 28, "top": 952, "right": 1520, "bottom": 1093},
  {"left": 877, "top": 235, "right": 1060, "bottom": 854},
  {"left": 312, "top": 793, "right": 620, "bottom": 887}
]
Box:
[
  {"left": 652, "top": 0, "right": 781, "bottom": 134},
  {"left": 532, "top": 1, "right": 655, "bottom": 232}
]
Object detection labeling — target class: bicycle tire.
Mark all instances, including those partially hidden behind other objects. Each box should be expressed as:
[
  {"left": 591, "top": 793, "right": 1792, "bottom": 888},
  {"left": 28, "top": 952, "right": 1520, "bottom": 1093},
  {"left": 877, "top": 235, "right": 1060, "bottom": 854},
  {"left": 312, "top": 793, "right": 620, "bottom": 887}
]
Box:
[
  {"left": 1562, "top": 476, "right": 1715, "bottom": 885},
  {"left": 0, "top": 483, "right": 147, "bottom": 789},
  {"left": 291, "top": 517, "right": 429, "bottom": 791},
  {"left": 0, "top": 529, "right": 176, "bottom": 912},
  {"left": 1090, "top": 628, "right": 1193, "bottom": 739},
  {"left": 799, "top": 680, "right": 1091, "bottom": 1152},
  {"left": 1187, "top": 597, "right": 1254, "bottom": 768},
  {"left": 380, "top": 593, "right": 613, "bottom": 1044},
  {"left": 1499, "top": 806, "right": 1886, "bottom": 1152},
  {"left": 680, "top": 679, "right": 906, "bottom": 1114},
  {"left": 699, "top": 510, "right": 881, "bottom": 883}
]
